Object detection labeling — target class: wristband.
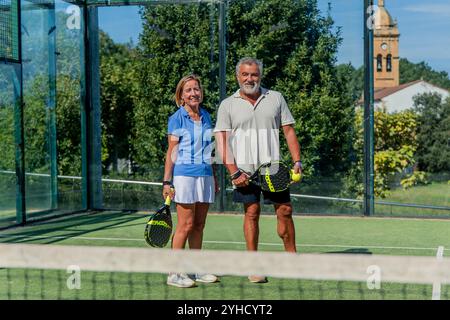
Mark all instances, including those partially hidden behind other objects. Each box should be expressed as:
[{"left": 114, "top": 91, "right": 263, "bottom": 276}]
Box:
[
  {"left": 162, "top": 180, "right": 173, "bottom": 186},
  {"left": 294, "top": 160, "right": 303, "bottom": 170},
  {"left": 230, "top": 170, "right": 242, "bottom": 180}
]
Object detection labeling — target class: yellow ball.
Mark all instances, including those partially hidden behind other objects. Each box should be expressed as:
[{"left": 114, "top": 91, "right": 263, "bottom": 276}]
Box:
[{"left": 291, "top": 170, "right": 302, "bottom": 182}]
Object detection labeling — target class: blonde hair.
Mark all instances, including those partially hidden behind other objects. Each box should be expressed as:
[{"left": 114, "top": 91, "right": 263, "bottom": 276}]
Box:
[{"left": 174, "top": 74, "right": 203, "bottom": 107}]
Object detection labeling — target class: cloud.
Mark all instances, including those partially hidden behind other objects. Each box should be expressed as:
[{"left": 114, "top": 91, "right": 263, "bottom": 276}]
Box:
[{"left": 403, "top": 4, "right": 450, "bottom": 17}]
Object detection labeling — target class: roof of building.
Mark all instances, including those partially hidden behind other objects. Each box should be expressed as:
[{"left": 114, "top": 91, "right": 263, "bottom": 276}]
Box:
[
  {"left": 374, "top": 80, "right": 422, "bottom": 101},
  {"left": 373, "top": 0, "right": 400, "bottom": 36},
  {"left": 358, "top": 79, "right": 450, "bottom": 105},
  {"left": 374, "top": 5, "right": 396, "bottom": 29}
]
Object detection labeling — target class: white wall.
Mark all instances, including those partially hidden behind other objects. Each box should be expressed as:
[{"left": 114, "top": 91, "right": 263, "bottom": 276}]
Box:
[{"left": 378, "top": 81, "right": 449, "bottom": 113}]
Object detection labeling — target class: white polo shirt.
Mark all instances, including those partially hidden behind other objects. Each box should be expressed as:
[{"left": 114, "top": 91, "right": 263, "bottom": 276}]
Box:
[{"left": 214, "top": 88, "right": 295, "bottom": 174}]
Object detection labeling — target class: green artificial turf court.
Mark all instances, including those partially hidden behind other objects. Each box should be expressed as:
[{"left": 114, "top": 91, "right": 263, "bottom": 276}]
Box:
[{"left": 1, "top": 211, "right": 449, "bottom": 300}]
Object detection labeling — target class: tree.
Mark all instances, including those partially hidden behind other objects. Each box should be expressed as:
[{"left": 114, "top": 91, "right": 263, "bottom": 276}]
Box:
[
  {"left": 413, "top": 93, "right": 450, "bottom": 172},
  {"left": 344, "top": 109, "right": 418, "bottom": 198},
  {"left": 400, "top": 58, "right": 450, "bottom": 90},
  {"left": 99, "top": 31, "right": 138, "bottom": 174},
  {"left": 56, "top": 74, "right": 82, "bottom": 176},
  {"left": 54, "top": 11, "right": 84, "bottom": 176},
  {"left": 133, "top": 3, "right": 220, "bottom": 175},
  {"left": 0, "top": 67, "right": 16, "bottom": 205},
  {"left": 56, "top": 25, "right": 139, "bottom": 177},
  {"left": 227, "top": 0, "right": 353, "bottom": 175},
  {"left": 0, "top": 102, "right": 15, "bottom": 171},
  {"left": 336, "top": 63, "right": 364, "bottom": 104},
  {"left": 337, "top": 58, "right": 450, "bottom": 107},
  {"left": 0, "top": 66, "right": 15, "bottom": 171},
  {"left": 134, "top": 0, "right": 353, "bottom": 177}
]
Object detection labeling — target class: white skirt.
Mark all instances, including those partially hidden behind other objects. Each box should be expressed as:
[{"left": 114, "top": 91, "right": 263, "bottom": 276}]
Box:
[{"left": 173, "top": 176, "right": 215, "bottom": 204}]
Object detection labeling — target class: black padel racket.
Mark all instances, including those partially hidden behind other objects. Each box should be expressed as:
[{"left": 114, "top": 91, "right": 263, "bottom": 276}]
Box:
[
  {"left": 144, "top": 196, "right": 173, "bottom": 248},
  {"left": 244, "top": 161, "right": 301, "bottom": 192}
]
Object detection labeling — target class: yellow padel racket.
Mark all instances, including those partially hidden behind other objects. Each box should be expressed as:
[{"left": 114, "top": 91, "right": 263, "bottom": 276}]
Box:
[{"left": 144, "top": 196, "right": 173, "bottom": 248}]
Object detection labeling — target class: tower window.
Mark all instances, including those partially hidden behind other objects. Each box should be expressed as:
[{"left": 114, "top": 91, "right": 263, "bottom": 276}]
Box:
[
  {"left": 377, "top": 54, "right": 382, "bottom": 72},
  {"left": 386, "top": 54, "right": 392, "bottom": 72}
]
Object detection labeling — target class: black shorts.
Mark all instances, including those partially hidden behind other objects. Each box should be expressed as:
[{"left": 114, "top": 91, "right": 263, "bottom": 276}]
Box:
[{"left": 232, "top": 184, "right": 291, "bottom": 205}]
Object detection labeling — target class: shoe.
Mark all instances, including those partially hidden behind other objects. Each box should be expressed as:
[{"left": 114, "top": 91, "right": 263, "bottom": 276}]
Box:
[
  {"left": 248, "top": 275, "right": 268, "bottom": 283},
  {"left": 194, "top": 273, "right": 219, "bottom": 283},
  {"left": 167, "top": 273, "right": 196, "bottom": 288}
]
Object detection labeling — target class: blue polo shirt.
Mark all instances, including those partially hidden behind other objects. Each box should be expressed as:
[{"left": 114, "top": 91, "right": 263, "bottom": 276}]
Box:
[{"left": 167, "top": 106, "right": 213, "bottom": 177}]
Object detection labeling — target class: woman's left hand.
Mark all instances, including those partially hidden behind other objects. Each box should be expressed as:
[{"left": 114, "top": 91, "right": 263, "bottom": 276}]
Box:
[{"left": 162, "top": 185, "right": 175, "bottom": 200}]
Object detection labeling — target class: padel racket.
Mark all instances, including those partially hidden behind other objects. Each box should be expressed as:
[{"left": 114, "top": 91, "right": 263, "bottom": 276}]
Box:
[
  {"left": 144, "top": 196, "right": 173, "bottom": 248},
  {"left": 243, "top": 161, "right": 301, "bottom": 192}
]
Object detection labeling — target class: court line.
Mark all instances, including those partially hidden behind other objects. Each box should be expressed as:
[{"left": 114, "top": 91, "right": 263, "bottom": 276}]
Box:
[
  {"left": 432, "top": 246, "right": 445, "bottom": 300},
  {"left": 204, "top": 240, "right": 450, "bottom": 252},
  {"left": 0, "top": 234, "right": 448, "bottom": 252}
]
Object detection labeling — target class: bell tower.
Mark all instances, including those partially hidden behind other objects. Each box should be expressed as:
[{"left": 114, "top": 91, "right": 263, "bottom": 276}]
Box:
[{"left": 373, "top": 0, "right": 400, "bottom": 89}]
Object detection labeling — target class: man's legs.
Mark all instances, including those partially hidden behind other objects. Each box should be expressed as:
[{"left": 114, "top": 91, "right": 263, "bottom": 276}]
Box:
[
  {"left": 274, "top": 203, "right": 296, "bottom": 252},
  {"left": 233, "top": 186, "right": 266, "bottom": 282},
  {"left": 243, "top": 202, "right": 261, "bottom": 251},
  {"left": 243, "top": 202, "right": 267, "bottom": 283}
]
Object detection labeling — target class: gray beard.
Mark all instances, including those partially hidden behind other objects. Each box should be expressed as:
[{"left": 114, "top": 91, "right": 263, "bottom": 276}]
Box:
[{"left": 240, "top": 82, "right": 260, "bottom": 95}]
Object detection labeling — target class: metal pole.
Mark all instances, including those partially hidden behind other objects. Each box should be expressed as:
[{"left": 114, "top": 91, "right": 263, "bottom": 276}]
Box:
[
  {"left": 363, "top": 0, "right": 375, "bottom": 216},
  {"left": 12, "top": 0, "right": 26, "bottom": 224},
  {"left": 218, "top": 0, "right": 227, "bottom": 212},
  {"left": 48, "top": 3, "right": 58, "bottom": 210},
  {"left": 12, "top": 64, "right": 25, "bottom": 224},
  {"left": 81, "top": 5, "right": 102, "bottom": 210}
]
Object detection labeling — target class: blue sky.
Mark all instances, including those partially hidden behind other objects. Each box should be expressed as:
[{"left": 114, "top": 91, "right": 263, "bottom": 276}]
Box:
[{"left": 98, "top": 0, "right": 450, "bottom": 74}]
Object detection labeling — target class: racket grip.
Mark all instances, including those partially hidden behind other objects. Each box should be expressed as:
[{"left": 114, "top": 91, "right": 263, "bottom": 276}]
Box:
[{"left": 165, "top": 187, "right": 175, "bottom": 205}]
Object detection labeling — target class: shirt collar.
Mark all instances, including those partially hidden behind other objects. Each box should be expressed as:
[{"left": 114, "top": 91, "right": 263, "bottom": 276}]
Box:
[{"left": 179, "top": 105, "right": 206, "bottom": 119}]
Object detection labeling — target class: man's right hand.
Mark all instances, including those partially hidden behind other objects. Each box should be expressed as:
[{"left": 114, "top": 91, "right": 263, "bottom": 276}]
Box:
[{"left": 231, "top": 170, "right": 250, "bottom": 188}]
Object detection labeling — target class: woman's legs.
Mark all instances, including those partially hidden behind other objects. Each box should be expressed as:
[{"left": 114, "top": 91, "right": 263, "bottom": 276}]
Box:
[
  {"left": 171, "top": 202, "right": 210, "bottom": 250},
  {"left": 168, "top": 202, "right": 217, "bottom": 285},
  {"left": 167, "top": 203, "right": 197, "bottom": 287},
  {"left": 171, "top": 203, "right": 196, "bottom": 249},
  {"left": 188, "top": 203, "right": 210, "bottom": 249},
  {"left": 188, "top": 202, "right": 217, "bottom": 283}
]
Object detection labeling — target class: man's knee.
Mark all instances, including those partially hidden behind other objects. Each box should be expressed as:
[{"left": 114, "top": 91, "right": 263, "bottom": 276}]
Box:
[
  {"left": 245, "top": 203, "right": 261, "bottom": 220},
  {"left": 276, "top": 204, "right": 293, "bottom": 219}
]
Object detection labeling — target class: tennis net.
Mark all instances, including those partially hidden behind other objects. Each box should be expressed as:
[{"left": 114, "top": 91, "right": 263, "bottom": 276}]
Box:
[{"left": 1, "top": 243, "right": 449, "bottom": 300}]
